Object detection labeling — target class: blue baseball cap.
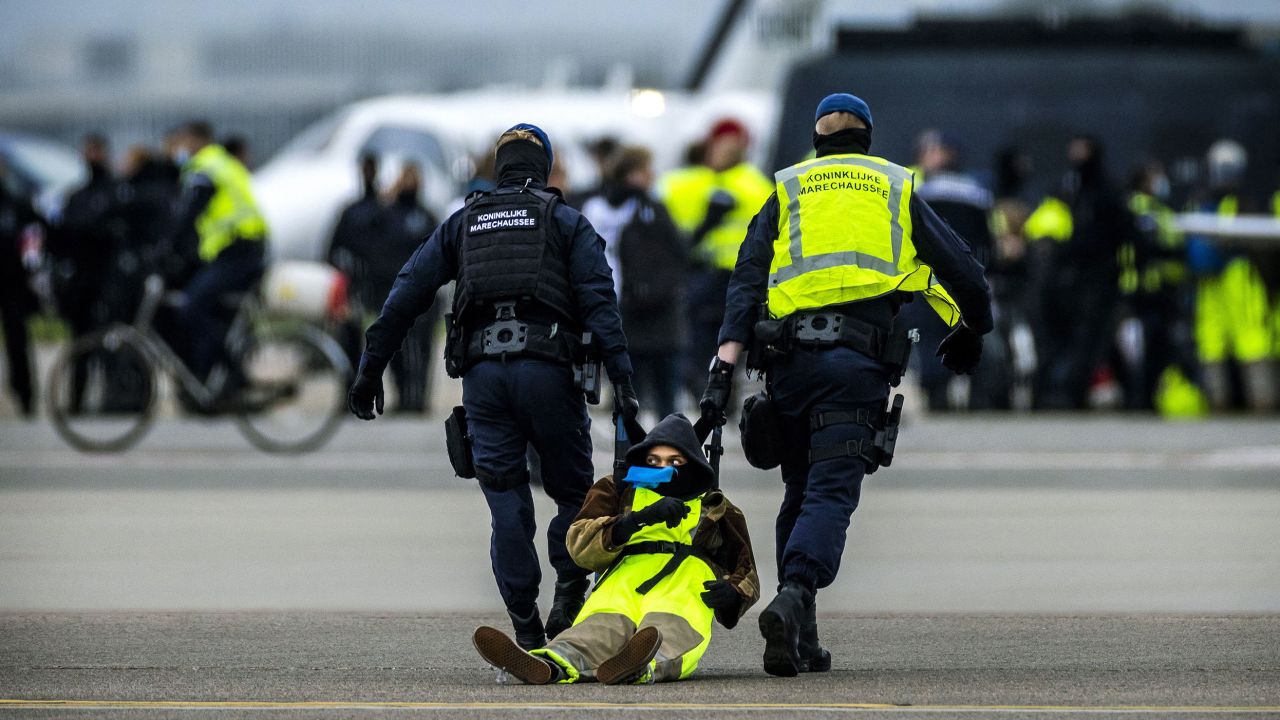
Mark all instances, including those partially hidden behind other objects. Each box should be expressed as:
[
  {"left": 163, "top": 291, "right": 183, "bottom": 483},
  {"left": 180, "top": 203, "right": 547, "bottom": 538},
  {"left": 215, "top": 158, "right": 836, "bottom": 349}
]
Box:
[
  {"left": 814, "top": 93, "right": 873, "bottom": 130},
  {"left": 505, "top": 123, "right": 553, "bottom": 168}
]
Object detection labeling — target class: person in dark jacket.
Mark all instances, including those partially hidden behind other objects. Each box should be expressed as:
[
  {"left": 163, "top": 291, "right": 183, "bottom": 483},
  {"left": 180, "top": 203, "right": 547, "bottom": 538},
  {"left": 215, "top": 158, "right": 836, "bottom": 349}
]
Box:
[
  {"left": 0, "top": 163, "right": 44, "bottom": 417},
  {"left": 908, "top": 131, "right": 1007, "bottom": 410},
  {"left": 473, "top": 413, "right": 759, "bottom": 685},
  {"left": 580, "top": 146, "right": 686, "bottom": 420},
  {"left": 700, "top": 94, "right": 992, "bottom": 677},
  {"left": 348, "top": 124, "right": 637, "bottom": 651},
  {"left": 48, "top": 134, "right": 124, "bottom": 410},
  {"left": 378, "top": 164, "right": 440, "bottom": 413},
  {"left": 1029, "top": 136, "right": 1136, "bottom": 409}
]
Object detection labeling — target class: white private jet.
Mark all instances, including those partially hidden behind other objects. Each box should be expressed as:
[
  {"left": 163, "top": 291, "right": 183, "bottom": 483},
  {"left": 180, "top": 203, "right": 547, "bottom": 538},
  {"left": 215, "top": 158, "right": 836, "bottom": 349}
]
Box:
[{"left": 252, "top": 88, "right": 777, "bottom": 261}]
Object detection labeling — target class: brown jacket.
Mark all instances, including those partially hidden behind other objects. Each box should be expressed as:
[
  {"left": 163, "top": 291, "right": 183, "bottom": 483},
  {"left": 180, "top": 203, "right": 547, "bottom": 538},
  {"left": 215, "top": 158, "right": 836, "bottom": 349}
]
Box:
[{"left": 566, "top": 475, "right": 760, "bottom": 629}]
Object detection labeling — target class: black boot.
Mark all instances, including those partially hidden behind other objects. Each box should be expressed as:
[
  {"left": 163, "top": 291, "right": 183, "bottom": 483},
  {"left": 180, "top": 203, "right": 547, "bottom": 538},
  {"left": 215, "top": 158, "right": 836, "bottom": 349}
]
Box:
[
  {"left": 507, "top": 607, "right": 546, "bottom": 651},
  {"left": 758, "top": 581, "right": 810, "bottom": 677},
  {"left": 798, "top": 591, "right": 831, "bottom": 672},
  {"left": 545, "top": 577, "right": 589, "bottom": 640}
]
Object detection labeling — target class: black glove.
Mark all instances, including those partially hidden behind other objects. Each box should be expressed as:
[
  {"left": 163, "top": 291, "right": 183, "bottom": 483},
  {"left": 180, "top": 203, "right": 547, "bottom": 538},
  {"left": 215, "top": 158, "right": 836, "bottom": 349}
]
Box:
[
  {"left": 347, "top": 361, "right": 384, "bottom": 421},
  {"left": 936, "top": 324, "right": 984, "bottom": 375},
  {"left": 632, "top": 496, "right": 690, "bottom": 528},
  {"left": 700, "top": 579, "right": 741, "bottom": 612},
  {"left": 699, "top": 358, "right": 735, "bottom": 426},
  {"left": 614, "top": 380, "right": 639, "bottom": 421},
  {"left": 692, "top": 190, "right": 737, "bottom": 246}
]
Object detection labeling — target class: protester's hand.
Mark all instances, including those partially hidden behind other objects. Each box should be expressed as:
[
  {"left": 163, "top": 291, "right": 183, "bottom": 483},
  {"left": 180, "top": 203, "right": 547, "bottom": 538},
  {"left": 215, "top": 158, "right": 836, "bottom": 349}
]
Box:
[
  {"left": 936, "top": 324, "right": 984, "bottom": 375},
  {"left": 633, "top": 497, "right": 690, "bottom": 528},
  {"left": 700, "top": 579, "right": 741, "bottom": 612},
  {"left": 348, "top": 371, "right": 384, "bottom": 420},
  {"left": 699, "top": 358, "right": 735, "bottom": 426}
]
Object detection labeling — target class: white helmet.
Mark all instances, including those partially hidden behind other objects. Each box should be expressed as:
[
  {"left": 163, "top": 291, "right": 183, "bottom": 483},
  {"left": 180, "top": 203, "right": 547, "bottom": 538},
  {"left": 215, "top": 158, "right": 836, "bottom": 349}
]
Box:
[{"left": 1207, "top": 139, "right": 1247, "bottom": 187}]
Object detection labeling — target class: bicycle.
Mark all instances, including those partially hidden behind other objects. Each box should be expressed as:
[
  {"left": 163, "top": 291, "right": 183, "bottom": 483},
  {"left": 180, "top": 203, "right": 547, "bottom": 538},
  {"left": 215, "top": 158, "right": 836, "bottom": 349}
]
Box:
[{"left": 47, "top": 273, "right": 351, "bottom": 453}]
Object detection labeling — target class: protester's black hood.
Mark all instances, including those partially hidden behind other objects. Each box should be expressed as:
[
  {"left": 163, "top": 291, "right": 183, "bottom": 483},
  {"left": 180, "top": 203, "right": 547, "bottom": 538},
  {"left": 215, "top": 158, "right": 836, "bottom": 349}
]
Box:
[{"left": 623, "top": 413, "right": 715, "bottom": 499}]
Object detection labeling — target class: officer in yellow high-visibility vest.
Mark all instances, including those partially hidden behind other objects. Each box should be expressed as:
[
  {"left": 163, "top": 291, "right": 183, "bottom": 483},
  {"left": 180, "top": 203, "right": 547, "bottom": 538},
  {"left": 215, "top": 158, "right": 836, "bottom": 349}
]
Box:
[
  {"left": 658, "top": 120, "right": 772, "bottom": 401},
  {"left": 699, "top": 94, "right": 993, "bottom": 677},
  {"left": 168, "top": 120, "right": 268, "bottom": 389},
  {"left": 1188, "top": 140, "right": 1275, "bottom": 412}
]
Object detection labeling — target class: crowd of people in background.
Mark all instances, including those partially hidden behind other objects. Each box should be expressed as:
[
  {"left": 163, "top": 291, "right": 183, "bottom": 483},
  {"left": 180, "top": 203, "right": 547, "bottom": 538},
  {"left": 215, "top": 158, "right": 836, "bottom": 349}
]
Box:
[{"left": 4, "top": 119, "right": 1280, "bottom": 418}]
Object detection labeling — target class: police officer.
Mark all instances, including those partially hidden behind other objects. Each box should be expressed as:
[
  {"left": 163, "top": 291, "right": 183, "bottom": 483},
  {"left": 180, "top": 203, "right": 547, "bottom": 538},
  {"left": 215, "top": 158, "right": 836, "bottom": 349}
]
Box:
[
  {"left": 167, "top": 121, "right": 269, "bottom": 396},
  {"left": 348, "top": 124, "right": 637, "bottom": 650},
  {"left": 699, "top": 94, "right": 993, "bottom": 676}
]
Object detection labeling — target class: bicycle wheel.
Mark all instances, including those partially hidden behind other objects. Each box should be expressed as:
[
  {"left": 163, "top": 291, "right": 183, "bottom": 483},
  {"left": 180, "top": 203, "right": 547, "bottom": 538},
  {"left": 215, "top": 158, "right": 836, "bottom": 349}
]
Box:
[
  {"left": 47, "top": 326, "right": 157, "bottom": 453},
  {"left": 233, "top": 324, "right": 350, "bottom": 454}
]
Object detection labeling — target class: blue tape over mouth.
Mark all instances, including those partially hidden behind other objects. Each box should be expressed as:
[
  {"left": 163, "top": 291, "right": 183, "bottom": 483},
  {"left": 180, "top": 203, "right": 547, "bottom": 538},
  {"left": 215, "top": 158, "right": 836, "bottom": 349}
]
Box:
[{"left": 626, "top": 465, "right": 676, "bottom": 489}]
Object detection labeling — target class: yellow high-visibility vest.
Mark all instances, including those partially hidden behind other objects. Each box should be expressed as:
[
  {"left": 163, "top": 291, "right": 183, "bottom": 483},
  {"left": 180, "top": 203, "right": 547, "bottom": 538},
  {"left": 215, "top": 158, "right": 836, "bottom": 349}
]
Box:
[
  {"left": 184, "top": 144, "right": 267, "bottom": 262},
  {"left": 769, "top": 153, "right": 960, "bottom": 325},
  {"left": 1023, "top": 196, "right": 1073, "bottom": 243},
  {"left": 659, "top": 162, "right": 772, "bottom": 271},
  {"left": 1126, "top": 191, "right": 1186, "bottom": 293}
]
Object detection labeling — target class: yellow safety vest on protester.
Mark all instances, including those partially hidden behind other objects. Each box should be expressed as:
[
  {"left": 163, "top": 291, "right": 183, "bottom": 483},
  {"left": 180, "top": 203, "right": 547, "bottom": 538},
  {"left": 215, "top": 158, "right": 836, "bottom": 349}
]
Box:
[
  {"left": 660, "top": 163, "right": 772, "bottom": 271},
  {"left": 184, "top": 144, "right": 267, "bottom": 263},
  {"left": 768, "top": 153, "right": 961, "bottom": 325}
]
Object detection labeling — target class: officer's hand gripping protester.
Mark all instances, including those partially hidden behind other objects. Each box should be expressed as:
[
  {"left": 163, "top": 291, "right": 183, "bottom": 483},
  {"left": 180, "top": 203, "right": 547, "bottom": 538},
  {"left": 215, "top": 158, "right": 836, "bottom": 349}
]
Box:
[
  {"left": 700, "top": 93, "right": 994, "bottom": 677},
  {"left": 472, "top": 413, "right": 759, "bottom": 685},
  {"left": 348, "top": 124, "right": 638, "bottom": 650}
]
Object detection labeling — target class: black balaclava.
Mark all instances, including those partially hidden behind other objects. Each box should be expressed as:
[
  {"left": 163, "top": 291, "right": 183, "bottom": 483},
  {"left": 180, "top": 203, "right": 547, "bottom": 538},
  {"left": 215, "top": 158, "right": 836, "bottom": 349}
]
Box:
[
  {"left": 622, "top": 413, "right": 715, "bottom": 500},
  {"left": 495, "top": 139, "right": 550, "bottom": 187},
  {"left": 813, "top": 127, "right": 873, "bottom": 158}
]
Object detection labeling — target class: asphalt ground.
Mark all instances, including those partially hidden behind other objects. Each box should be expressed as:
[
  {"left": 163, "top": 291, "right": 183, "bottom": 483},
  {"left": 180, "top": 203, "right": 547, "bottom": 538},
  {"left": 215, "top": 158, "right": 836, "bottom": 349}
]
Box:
[{"left": 1, "top": 414, "right": 1278, "bottom": 717}]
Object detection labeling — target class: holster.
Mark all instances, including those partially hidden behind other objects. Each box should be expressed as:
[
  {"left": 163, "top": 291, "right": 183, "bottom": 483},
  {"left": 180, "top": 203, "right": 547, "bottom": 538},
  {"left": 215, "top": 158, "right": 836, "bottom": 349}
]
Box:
[
  {"left": 739, "top": 390, "right": 784, "bottom": 470},
  {"left": 807, "top": 393, "right": 905, "bottom": 474},
  {"left": 443, "top": 312, "right": 467, "bottom": 379},
  {"left": 444, "top": 405, "right": 476, "bottom": 479},
  {"left": 573, "top": 331, "right": 603, "bottom": 405}
]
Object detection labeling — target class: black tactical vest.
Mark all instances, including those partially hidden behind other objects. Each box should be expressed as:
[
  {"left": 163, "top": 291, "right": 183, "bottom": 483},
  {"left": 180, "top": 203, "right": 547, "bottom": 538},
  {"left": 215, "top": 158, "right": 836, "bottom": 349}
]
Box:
[{"left": 454, "top": 187, "right": 576, "bottom": 327}]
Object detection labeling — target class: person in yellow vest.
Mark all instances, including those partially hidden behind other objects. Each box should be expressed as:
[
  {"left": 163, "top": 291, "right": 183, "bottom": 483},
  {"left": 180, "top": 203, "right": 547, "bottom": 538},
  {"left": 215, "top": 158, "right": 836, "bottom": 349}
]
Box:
[
  {"left": 699, "top": 93, "right": 992, "bottom": 676},
  {"left": 167, "top": 120, "right": 268, "bottom": 393},
  {"left": 472, "top": 413, "right": 759, "bottom": 685},
  {"left": 658, "top": 119, "right": 773, "bottom": 403},
  {"left": 1187, "top": 140, "right": 1275, "bottom": 412},
  {"left": 1122, "top": 162, "right": 1203, "bottom": 416}
]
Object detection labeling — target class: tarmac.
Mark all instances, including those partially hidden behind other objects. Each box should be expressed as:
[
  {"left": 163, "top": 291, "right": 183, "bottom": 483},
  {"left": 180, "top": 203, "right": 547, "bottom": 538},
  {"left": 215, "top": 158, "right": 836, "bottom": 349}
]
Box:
[{"left": 1, "top": 413, "right": 1278, "bottom": 717}]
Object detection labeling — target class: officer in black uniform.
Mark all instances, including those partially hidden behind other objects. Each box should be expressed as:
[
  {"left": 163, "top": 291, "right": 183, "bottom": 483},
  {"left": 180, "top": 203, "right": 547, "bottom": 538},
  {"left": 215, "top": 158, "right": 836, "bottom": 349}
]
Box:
[
  {"left": 348, "top": 124, "right": 637, "bottom": 650},
  {"left": 699, "top": 94, "right": 993, "bottom": 677}
]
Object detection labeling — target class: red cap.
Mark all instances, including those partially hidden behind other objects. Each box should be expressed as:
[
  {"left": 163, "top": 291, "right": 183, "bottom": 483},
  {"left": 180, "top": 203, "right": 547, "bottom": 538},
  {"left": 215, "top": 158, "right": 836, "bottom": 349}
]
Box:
[{"left": 707, "top": 118, "right": 749, "bottom": 143}]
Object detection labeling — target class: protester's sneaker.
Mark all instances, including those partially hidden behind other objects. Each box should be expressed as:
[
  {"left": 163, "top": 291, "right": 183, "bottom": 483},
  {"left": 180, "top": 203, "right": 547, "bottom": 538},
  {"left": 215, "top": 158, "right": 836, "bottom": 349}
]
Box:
[
  {"left": 545, "top": 577, "right": 590, "bottom": 640},
  {"left": 597, "top": 627, "right": 663, "bottom": 685},
  {"left": 759, "top": 582, "right": 810, "bottom": 677},
  {"left": 472, "top": 626, "right": 559, "bottom": 685}
]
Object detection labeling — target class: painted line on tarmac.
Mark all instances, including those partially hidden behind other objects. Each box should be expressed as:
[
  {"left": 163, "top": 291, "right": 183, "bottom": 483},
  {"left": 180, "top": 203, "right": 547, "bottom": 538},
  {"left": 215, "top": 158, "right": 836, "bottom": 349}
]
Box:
[{"left": 2, "top": 700, "right": 1279, "bottom": 714}]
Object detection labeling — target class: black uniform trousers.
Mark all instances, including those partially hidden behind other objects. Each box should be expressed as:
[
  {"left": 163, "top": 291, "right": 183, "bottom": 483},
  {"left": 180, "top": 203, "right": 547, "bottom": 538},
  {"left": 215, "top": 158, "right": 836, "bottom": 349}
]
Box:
[
  {"left": 769, "top": 345, "right": 891, "bottom": 592},
  {"left": 461, "top": 357, "right": 594, "bottom": 616}
]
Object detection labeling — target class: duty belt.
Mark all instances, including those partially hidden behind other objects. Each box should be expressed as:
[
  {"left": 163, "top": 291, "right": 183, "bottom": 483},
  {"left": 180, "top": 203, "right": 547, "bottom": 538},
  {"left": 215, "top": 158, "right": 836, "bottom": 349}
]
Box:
[
  {"left": 750, "top": 308, "right": 918, "bottom": 386},
  {"left": 463, "top": 320, "right": 578, "bottom": 367}
]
